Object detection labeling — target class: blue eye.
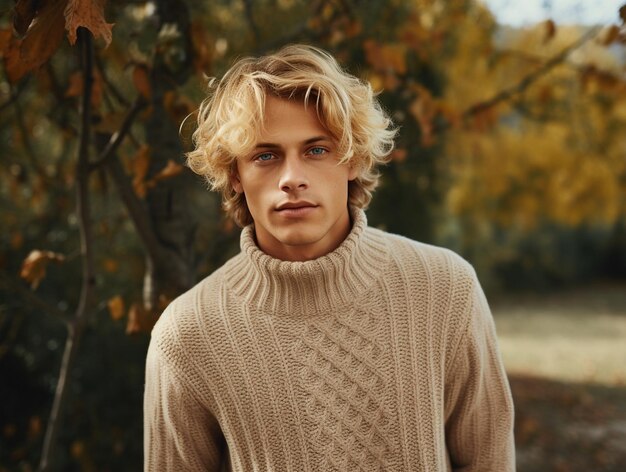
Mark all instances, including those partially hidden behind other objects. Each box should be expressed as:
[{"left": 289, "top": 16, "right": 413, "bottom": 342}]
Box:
[
  {"left": 308, "top": 147, "right": 327, "bottom": 156},
  {"left": 256, "top": 153, "right": 274, "bottom": 162}
]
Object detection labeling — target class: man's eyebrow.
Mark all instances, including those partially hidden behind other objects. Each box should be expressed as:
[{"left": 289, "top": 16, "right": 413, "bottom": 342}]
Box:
[{"left": 254, "top": 136, "right": 333, "bottom": 149}]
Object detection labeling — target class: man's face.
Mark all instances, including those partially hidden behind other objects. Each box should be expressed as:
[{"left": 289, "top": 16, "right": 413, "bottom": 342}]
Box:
[{"left": 231, "top": 95, "right": 358, "bottom": 261}]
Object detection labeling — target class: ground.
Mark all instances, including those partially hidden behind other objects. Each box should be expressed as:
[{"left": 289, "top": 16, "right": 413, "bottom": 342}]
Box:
[{"left": 491, "top": 283, "right": 626, "bottom": 472}]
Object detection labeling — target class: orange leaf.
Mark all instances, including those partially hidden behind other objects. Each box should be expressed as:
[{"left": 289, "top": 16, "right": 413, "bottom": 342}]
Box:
[
  {"left": 107, "top": 295, "right": 125, "bottom": 321},
  {"left": 17, "top": 0, "right": 66, "bottom": 79},
  {"left": 64, "top": 0, "right": 113, "bottom": 47},
  {"left": 151, "top": 159, "right": 184, "bottom": 183},
  {"left": 132, "top": 64, "right": 151, "bottom": 99},
  {"left": 19, "top": 250, "right": 65, "bottom": 289},
  {"left": 126, "top": 302, "right": 156, "bottom": 335}
]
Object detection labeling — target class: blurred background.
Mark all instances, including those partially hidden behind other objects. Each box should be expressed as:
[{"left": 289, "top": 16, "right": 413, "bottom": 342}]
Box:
[{"left": 1, "top": 0, "right": 625, "bottom": 470}]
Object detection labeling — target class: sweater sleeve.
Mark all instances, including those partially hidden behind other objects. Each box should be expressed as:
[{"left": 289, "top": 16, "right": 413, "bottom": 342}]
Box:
[
  {"left": 444, "top": 274, "right": 515, "bottom": 471},
  {"left": 144, "top": 337, "right": 226, "bottom": 472}
]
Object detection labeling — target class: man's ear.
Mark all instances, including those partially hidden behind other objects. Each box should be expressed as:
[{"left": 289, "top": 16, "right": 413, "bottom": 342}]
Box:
[
  {"left": 230, "top": 168, "right": 244, "bottom": 194},
  {"left": 348, "top": 164, "right": 359, "bottom": 181}
]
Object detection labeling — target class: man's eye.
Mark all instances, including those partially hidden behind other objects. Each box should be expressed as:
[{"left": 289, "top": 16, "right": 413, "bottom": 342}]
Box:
[
  {"left": 308, "top": 146, "right": 327, "bottom": 156},
  {"left": 255, "top": 153, "right": 274, "bottom": 162}
]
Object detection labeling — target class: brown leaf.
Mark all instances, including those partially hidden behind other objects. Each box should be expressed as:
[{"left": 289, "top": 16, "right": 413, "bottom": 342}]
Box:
[
  {"left": 107, "top": 295, "right": 125, "bottom": 321},
  {"left": 132, "top": 64, "right": 151, "bottom": 99},
  {"left": 543, "top": 19, "right": 556, "bottom": 43},
  {"left": 19, "top": 0, "right": 66, "bottom": 75},
  {"left": 132, "top": 145, "right": 150, "bottom": 198},
  {"left": 0, "top": 28, "right": 12, "bottom": 53},
  {"left": 13, "top": 0, "right": 38, "bottom": 36},
  {"left": 64, "top": 0, "right": 113, "bottom": 46},
  {"left": 190, "top": 20, "right": 212, "bottom": 73},
  {"left": 600, "top": 25, "right": 621, "bottom": 45},
  {"left": 19, "top": 250, "right": 65, "bottom": 289},
  {"left": 64, "top": 69, "right": 103, "bottom": 107}
]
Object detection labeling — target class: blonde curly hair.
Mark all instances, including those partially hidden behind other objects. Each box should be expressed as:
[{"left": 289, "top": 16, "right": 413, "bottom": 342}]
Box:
[{"left": 186, "top": 44, "right": 397, "bottom": 227}]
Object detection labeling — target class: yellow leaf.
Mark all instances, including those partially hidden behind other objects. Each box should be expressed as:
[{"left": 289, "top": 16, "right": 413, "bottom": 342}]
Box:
[
  {"left": 64, "top": 0, "right": 114, "bottom": 47},
  {"left": 19, "top": 250, "right": 65, "bottom": 289},
  {"left": 107, "top": 295, "right": 125, "bottom": 321}
]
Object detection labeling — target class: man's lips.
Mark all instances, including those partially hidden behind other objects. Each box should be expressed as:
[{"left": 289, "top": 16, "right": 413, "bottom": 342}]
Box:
[{"left": 275, "top": 201, "right": 318, "bottom": 211}]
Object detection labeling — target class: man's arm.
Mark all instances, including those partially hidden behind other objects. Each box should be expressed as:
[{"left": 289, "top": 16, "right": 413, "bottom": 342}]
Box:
[
  {"left": 144, "top": 339, "right": 226, "bottom": 471},
  {"left": 444, "top": 275, "right": 515, "bottom": 471}
]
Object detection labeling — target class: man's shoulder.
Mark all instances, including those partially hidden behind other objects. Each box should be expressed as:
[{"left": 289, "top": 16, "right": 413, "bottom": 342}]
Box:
[
  {"left": 150, "top": 253, "right": 243, "bottom": 348},
  {"left": 370, "top": 226, "right": 476, "bottom": 282}
]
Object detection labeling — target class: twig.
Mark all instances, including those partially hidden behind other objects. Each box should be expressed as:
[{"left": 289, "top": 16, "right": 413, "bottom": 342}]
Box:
[
  {"left": 89, "top": 96, "right": 147, "bottom": 171},
  {"left": 11, "top": 83, "right": 47, "bottom": 177},
  {"left": 95, "top": 53, "right": 130, "bottom": 107},
  {"left": 39, "top": 27, "right": 97, "bottom": 472},
  {"left": 0, "top": 271, "right": 70, "bottom": 326},
  {"left": 243, "top": 0, "right": 260, "bottom": 43},
  {"left": 456, "top": 26, "right": 602, "bottom": 128}
]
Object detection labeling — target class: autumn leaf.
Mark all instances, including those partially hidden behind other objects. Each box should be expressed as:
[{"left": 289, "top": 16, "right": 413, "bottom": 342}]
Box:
[
  {"left": 13, "top": 0, "right": 66, "bottom": 81},
  {"left": 190, "top": 21, "right": 212, "bottom": 73},
  {"left": 151, "top": 159, "right": 184, "bottom": 183},
  {"left": 543, "top": 19, "right": 556, "bottom": 44},
  {"left": 65, "top": 69, "right": 103, "bottom": 107},
  {"left": 107, "top": 295, "right": 125, "bottom": 321},
  {"left": 126, "top": 302, "right": 157, "bottom": 335},
  {"left": 19, "top": 250, "right": 66, "bottom": 289},
  {"left": 132, "top": 64, "right": 151, "bottom": 99},
  {"left": 64, "top": 0, "right": 114, "bottom": 47},
  {"left": 131, "top": 145, "right": 150, "bottom": 198}
]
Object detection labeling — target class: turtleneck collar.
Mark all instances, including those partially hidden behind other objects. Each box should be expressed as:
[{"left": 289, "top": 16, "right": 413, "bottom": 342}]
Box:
[{"left": 223, "top": 207, "right": 390, "bottom": 316}]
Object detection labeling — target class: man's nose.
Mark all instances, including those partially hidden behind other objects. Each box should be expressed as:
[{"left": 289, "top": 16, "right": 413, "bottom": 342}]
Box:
[{"left": 278, "top": 154, "right": 309, "bottom": 192}]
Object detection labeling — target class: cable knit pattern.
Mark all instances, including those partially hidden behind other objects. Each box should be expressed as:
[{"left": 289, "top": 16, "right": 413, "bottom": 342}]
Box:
[{"left": 144, "top": 209, "right": 515, "bottom": 472}]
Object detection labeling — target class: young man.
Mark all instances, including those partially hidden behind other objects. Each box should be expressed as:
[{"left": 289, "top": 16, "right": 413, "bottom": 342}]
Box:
[{"left": 144, "top": 45, "right": 515, "bottom": 471}]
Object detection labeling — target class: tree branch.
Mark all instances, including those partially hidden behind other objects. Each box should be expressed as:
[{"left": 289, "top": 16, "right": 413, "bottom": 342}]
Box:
[
  {"left": 243, "top": 0, "right": 260, "bottom": 43},
  {"left": 89, "top": 96, "right": 147, "bottom": 171},
  {"left": 458, "top": 26, "right": 602, "bottom": 126},
  {"left": 39, "top": 27, "right": 97, "bottom": 472},
  {"left": 0, "top": 271, "right": 70, "bottom": 326}
]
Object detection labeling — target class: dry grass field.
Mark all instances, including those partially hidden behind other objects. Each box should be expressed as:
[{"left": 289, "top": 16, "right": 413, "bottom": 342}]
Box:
[{"left": 491, "top": 283, "right": 626, "bottom": 471}]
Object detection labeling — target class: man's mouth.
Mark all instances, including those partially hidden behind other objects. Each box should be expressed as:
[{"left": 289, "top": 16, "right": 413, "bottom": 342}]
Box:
[{"left": 276, "top": 201, "right": 317, "bottom": 211}]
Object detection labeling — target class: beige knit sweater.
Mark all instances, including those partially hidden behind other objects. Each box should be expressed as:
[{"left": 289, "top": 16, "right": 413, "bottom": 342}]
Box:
[{"left": 144, "top": 209, "right": 515, "bottom": 471}]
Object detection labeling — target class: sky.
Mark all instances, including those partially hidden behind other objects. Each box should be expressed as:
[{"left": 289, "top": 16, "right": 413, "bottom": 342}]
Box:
[{"left": 481, "top": 0, "right": 624, "bottom": 26}]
